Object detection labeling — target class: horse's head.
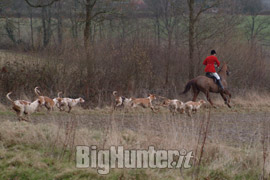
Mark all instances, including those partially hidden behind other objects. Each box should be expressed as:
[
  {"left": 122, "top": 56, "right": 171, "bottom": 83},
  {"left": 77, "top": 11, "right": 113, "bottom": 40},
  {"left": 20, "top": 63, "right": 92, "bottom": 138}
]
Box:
[{"left": 225, "top": 63, "right": 231, "bottom": 76}]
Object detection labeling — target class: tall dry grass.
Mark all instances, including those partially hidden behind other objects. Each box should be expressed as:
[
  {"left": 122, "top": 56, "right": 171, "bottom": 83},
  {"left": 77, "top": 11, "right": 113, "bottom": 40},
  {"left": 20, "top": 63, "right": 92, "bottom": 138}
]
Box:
[{"left": 0, "top": 109, "right": 270, "bottom": 179}]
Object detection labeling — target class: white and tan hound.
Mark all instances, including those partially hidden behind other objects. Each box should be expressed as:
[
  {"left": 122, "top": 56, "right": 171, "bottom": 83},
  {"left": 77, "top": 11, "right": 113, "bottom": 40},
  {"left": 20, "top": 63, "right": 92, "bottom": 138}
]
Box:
[
  {"left": 112, "top": 91, "right": 133, "bottom": 110},
  {"left": 34, "top": 87, "right": 58, "bottom": 112},
  {"left": 184, "top": 100, "right": 207, "bottom": 116},
  {"left": 57, "top": 96, "right": 85, "bottom": 113},
  {"left": 162, "top": 99, "right": 185, "bottom": 115},
  {"left": 6, "top": 92, "right": 41, "bottom": 121},
  {"left": 131, "top": 94, "right": 157, "bottom": 112}
]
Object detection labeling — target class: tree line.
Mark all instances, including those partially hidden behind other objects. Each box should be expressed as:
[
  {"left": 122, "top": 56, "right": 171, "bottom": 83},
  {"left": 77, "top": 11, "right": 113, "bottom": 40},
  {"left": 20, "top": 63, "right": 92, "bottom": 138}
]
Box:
[{"left": 0, "top": 0, "right": 269, "bottom": 106}]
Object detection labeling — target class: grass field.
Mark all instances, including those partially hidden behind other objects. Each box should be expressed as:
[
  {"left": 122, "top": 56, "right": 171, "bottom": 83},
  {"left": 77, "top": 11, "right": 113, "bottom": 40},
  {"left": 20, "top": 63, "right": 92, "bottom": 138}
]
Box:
[{"left": 0, "top": 101, "right": 270, "bottom": 179}]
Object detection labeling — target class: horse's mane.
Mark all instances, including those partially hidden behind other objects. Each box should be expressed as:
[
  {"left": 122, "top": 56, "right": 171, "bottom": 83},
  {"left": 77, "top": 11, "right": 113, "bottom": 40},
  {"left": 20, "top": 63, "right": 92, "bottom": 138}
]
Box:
[
  {"left": 218, "top": 63, "right": 227, "bottom": 73},
  {"left": 218, "top": 63, "right": 228, "bottom": 79}
]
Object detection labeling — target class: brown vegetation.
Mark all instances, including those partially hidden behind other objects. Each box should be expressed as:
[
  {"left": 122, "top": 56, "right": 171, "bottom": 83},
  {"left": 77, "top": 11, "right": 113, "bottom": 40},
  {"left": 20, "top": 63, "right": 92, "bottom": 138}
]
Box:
[{"left": 0, "top": 0, "right": 269, "bottom": 108}]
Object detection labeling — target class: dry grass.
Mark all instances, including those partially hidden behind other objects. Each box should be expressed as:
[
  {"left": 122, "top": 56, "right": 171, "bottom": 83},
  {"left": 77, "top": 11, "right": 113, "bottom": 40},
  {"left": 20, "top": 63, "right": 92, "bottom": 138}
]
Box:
[
  {"left": 0, "top": 105, "right": 270, "bottom": 179},
  {"left": 200, "top": 92, "right": 270, "bottom": 112},
  {"left": 232, "top": 91, "right": 270, "bottom": 107},
  {"left": 0, "top": 50, "right": 42, "bottom": 65}
]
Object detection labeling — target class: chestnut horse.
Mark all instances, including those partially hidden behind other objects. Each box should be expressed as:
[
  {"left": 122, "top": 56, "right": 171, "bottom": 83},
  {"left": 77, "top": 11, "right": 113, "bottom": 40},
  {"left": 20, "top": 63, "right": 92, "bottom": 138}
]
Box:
[{"left": 182, "top": 63, "right": 232, "bottom": 108}]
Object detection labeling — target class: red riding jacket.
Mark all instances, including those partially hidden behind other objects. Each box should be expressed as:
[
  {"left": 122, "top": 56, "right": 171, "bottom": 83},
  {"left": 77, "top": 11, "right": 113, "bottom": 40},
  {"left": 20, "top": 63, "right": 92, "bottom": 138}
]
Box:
[{"left": 203, "top": 55, "right": 220, "bottom": 73}]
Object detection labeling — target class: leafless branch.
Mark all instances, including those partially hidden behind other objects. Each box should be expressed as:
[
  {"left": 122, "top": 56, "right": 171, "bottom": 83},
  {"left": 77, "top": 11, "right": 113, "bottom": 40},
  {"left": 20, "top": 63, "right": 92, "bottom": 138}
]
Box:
[
  {"left": 92, "top": 10, "right": 107, "bottom": 19},
  {"left": 24, "top": 0, "right": 60, "bottom": 8},
  {"left": 194, "top": 0, "right": 220, "bottom": 22}
]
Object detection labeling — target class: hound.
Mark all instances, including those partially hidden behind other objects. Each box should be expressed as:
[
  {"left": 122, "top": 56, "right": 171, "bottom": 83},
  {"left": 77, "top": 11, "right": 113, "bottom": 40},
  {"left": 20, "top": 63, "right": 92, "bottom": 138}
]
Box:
[
  {"left": 34, "top": 87, "right": 56, "bottom": 112},
  {"left": 131, "top": 94, "right": 157, "bottom": 112},
  {"left": 162, "top": 99, "right": 185, "bottom": 115},
  {"left": 54, "top": 92, "right": 64, "bottom": 110},
  {"left": 184, "top": 100, "right": 207, "bottom": 117},
  {"left": 6, "top": 92, "right": 41, "bottom": 122},
  {"left": 112, "top": 91, "right": 133, "bottom": 110},
  {"left": 57, "top": 97, "right": 85, "bottom": 113}
]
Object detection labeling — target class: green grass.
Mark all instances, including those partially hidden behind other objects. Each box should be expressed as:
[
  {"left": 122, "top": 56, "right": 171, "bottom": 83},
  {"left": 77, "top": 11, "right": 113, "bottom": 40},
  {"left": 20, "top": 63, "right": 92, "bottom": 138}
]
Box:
[{"left": 0, "top": 144, "right": 163, "bottom": 180}]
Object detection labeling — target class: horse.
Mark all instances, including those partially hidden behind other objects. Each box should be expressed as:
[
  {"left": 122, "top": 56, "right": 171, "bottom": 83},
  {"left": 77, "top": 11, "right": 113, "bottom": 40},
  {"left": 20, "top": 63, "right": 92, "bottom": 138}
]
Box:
[{"left": 182, "top": 63, "right": 232, "bottom": 108}]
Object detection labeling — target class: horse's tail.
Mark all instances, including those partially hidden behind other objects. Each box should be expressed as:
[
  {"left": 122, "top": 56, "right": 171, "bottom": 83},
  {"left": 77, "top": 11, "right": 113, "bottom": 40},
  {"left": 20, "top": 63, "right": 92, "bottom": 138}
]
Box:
[{"left": 182, "top": 79, "right": 196, "bottom": 94}]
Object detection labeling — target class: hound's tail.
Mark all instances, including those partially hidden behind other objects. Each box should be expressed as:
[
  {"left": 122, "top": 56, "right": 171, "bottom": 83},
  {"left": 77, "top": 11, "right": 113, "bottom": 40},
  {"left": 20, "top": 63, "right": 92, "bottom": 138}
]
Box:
[
  {"left": 34, "top": 87, "right": 41, "bottom": 96},
  {"left": 182, "top": 79, "right": 196, "bottom": 94},
  {"left": 57, "top": 92, "right": 62, "bottom": 98},
  {"left": 6, "top": 92, "right": 14, "bottom": 103},
  {"left": 113, "top": 91, "right": 118, "bottom": 97}
]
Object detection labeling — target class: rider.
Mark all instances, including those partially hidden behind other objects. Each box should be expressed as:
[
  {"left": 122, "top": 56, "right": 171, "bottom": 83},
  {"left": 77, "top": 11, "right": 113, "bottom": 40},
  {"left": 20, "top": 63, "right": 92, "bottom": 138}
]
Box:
[{"left": 203, "top": 50, "right": 224, "bottom": 90}]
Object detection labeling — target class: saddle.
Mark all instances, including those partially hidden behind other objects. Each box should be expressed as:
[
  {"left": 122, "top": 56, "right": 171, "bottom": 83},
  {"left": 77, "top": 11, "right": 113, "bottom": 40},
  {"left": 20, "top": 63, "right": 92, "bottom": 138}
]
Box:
[{"left": 205, "top": 72, "right": 219, "bottom": 84}]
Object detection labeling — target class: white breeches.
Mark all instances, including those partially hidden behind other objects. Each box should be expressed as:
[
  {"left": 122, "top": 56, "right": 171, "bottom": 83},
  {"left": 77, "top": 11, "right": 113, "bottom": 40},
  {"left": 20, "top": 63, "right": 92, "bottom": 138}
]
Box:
[{"left": 212, "top": 72, "right": 220, "bottom": 80}]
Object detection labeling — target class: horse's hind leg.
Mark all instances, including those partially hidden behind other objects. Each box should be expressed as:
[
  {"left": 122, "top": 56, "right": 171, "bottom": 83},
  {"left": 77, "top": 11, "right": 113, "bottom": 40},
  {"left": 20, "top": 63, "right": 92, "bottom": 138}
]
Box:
[
  {"left": 224, "top": 90, "right": 232, "bottom": 103},
  {"left": 220, "top": 92, "right": 229, "bottom": 106},
  {"left": 221, "top": 92, "right": 231, "bottom": 108},
  {"left": 205, "top": 91, "right": 215, "bottom": 107},
  {"left": 192, "top": 87, "right": 200, "bottom": 102}
]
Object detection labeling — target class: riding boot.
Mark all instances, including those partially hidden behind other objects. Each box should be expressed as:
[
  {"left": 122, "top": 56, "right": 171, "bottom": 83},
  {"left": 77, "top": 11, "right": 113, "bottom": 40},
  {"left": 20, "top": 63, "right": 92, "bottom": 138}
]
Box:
[{"left": 217, "top": 80, "right": 224, "bottom": 91}]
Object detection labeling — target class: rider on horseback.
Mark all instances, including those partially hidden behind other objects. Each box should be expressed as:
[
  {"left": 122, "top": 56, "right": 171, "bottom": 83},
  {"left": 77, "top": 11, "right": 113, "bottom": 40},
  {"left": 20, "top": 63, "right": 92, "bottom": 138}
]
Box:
[{"left": 203, "top": 50, "right": 224, "bottom": 90}]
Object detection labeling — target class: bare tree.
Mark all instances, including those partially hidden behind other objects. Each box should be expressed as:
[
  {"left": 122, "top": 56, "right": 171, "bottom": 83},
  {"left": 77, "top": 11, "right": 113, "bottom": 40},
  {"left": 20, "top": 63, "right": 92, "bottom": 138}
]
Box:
[
  {"left": 83, "top": 0, "right": 108, "bottom": 50},
  {"left": 69, "top": 0, "right": 81, "bottom": 39},
  {"left": 5, "top": 19, "right": 17, "bottom": 44},
  {"left": 81, "top": 0, "right": 114, "bottom": 75},
  {"left": 187, "top": 0, "right": 220, "bottom": 79},
  {"left": 145, "top": 0, "right": 183, "bottom": 84},
  {"left": 41, "top": 6, "right": 52, "bottom": 47},
  {"left": 24, "top": 0, "right": 60, "bottom": 48},
  {"left": 242, "top": 0, "right": 270, "bottom": 46},
  {"left": 28, "top": 6, "right": 34, "bottom": 48},
  {"left": 56, "top": 1, "right": 63, "bottom": 45},
  {"left": 145, "top": 0, "right": 162, "bottom": 46}
]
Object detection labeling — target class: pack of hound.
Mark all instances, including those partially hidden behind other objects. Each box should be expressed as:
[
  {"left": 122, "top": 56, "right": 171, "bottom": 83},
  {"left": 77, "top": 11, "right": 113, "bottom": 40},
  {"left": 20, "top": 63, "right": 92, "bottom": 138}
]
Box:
[
  {"left": 6, "top": 87, "right": 85, "bottom": 122},
  {"left": 6, "top": 87, "right": 207, "bottom": 122},
  {"left": 112, "top": 91, "right": 207, "bottom": 116}
]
